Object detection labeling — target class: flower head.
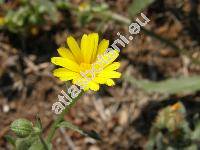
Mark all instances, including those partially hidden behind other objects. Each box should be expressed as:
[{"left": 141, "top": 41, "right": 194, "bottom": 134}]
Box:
[
  {"left": 78, "top": 2, "right": 90, "bottom": 12},
  {"left": 0, "top": 16, "right": 5, "bottom": 26},
  {"left": 51, "top": 33, "right": 121, "bottom": 91}
]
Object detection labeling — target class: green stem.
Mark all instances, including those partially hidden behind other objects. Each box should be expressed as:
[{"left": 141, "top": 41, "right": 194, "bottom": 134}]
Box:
[
  {"left": 39, "top": 135, "right": 49, "bottom": 150},
  {"left": 46, "top": 90, "right": 84, "bottom": 142}
]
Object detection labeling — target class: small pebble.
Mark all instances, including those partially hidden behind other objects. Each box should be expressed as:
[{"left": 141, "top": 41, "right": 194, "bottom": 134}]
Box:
[{"left": 3, "top": 104, "right": 10, "bottom": 113}]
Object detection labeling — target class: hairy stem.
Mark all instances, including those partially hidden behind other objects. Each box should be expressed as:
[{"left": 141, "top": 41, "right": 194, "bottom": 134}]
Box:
[{"left": 46, "top": 90, "right": 84, "bottom": 142}]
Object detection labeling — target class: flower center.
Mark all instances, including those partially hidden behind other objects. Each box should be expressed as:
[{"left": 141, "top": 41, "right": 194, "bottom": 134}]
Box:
[
  {"left": 80, "top": 63, "right": 95, "bottom": 79},
  {"left": 80, "top": 63, "right": 92, "bottom": 72}
]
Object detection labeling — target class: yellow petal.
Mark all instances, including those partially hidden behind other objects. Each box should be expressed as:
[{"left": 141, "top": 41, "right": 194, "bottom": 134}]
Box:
[
  {"left": 106, "top": 79, "right": 115, "bottom": 86},
  {"left": 95, "top": 50, "right": 119, "bottom": 69},
  {"left": 94, "top": 76, "right": 117, "bottom": 86},
  {"left": 66, "top": 36, "right": 82, "bottom": 63},
  {"left": 59, "top": 76, "right": 76, "bottom": 81},
  {"left": 84, "top": 33, "right": 96, "bottom": 63},
  {"left": 53, "top": 68, "right": 80, "bottom": 81},
  {"left": 81, "top": 34, "right": 88, "bottom": 62},
  {"left": 97, "top": 39, "right": 109, "bottom": 55},
  {"left": 72, "top": 77, "right": 90, "bottom": 91},
  {"left": 93, "top": 76, "right": 107, "bottom": 84},
  {"left": 51, "top": 57, "right": 80, "bottom": 72},
  {"left": 104, "top": 62, "right": 121, "bottom": 71},
  {"left": 88, "top": 81, "right": 100, "bottom": 91},
  {"left": 91, "top": 33, "right": 99, "bottom": 62},
  {"left": 53, "top": 68, "right": 79, "bottom": 77},
  {"left": 74, "top": 77, "right": 88, "bottom": 86},
  {"left": 91, "top": 60, "right": 104, "bottom": 73},
  {"left": 57, "top": 47, "right": 75, "bottom": 61},
  {"left": 99, "top": 71, "right": 121, "bottom": 78}
]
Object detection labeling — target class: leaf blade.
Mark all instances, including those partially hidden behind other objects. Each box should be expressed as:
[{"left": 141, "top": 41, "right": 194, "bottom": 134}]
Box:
[
  {"left": 57, "top": 121, "right": 101, "bottom": 141},
  {"left": 128, "top": 0, "right": 155, "bottom": 17},
  {"left": 124, "top": 75, "right": 200, "bottom": 94}
]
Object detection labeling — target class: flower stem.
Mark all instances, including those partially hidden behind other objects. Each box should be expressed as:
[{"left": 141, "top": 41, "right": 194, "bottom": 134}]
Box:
[{"left": 46, "top": 90, "right": 84, "bottom": 142}]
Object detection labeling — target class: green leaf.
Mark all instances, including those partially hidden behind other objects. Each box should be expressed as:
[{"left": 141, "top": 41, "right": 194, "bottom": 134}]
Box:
[
  {"left": 15, "top": 136, "right": 38, "bottom": 150},
  {"left": 16, "top": 138, "right": 32, "bottom": 150},
  {"left": 55, "top": 0, "right": 71, "bottom": 9},
  {"left": 29, "top": 140, "right": 52, "bottom": 150},
  {"left": 57, "top": 121, "right": 101, "bottom": 140},
  {"left": 91, "top": 3, "right": 109, "bottom": 12},
  {"left": 124, "top": 75, "right": 200, "bottom": 94},
  {"left": 4, "top": 135, "right": 16, "bottom": 146},
  {"left": 35, "top": 114, "right": 42, "bottom": 130},
  {"left": 78, "top": 12, "right": 94, "bottom": 27},
  {"left": 128, "top": 0, "right": 155, "bottom": 17}
]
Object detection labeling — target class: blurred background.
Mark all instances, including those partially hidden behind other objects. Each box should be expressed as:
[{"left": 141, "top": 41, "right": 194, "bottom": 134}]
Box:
[{"left": 0, "top": 0, "right": 200, "bottom": 149}]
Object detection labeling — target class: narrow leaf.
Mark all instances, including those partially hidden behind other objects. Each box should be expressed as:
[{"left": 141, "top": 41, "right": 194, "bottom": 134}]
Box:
[
  {"left": 124, "top": 75, "right": 200, "bottom": 94},
  {"left": 35, "top": 114, "right": 42, "bottom": 130},
  {"left": 128, "top": 0, "right": 155, "bottom": 17},
  {"left": 57, "top": 121, "right": 101, "bottom": 140},
  {"left": 29, "top": 140, "right": 52, "bottom": 150}
]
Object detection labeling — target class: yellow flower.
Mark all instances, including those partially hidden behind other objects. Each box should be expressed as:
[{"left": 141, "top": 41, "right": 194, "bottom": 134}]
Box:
[
  {"left": 51, "top": 33, "right": 121, "bottom": 91},
  {"left": 0, "top": 17, "right": 5, "bottom": 26},
  {"left": 30, "top": 27, "right": 39, "bottom": 35},
  {"left": 171, "top": 102, "right": 183, "bottom": 111},
  {"left": 78, "top": 2, "right": 90, "bottom": 12}
]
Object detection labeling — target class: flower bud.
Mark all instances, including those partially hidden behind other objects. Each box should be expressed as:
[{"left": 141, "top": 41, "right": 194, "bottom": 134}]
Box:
[{"left": 10, "top": 119, "right": 33, "bottom": 138}]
